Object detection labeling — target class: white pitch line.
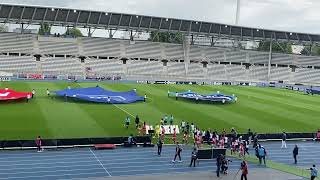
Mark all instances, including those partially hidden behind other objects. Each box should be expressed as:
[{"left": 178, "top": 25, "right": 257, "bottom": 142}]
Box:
[
  {"left": 89, "top": 148, "right": 112, "bottom": 177},
  {"left": 112, "top": 103, "right": 135, "bottom": 118}
]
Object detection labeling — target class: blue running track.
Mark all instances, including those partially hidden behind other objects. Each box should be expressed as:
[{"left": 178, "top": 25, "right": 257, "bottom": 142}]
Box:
[
  {"left": 0, "top": 145, "right": 259, "bottom": 180},
  {"left": 252, "top": 141, "right": 320, "bottom": 169}
]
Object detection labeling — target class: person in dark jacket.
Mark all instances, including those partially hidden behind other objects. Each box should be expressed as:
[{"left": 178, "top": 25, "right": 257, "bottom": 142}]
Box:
[
  {"left": 221, "top": 155, "right": 232, "bottom": 174},
  {"left": 216, "top": 154, "right": 223, "bottom": 177},
  {"left": 157, "top": 137, "right": 163, "bottom": 156},
  {"left": 293, "top": 145, "right": 299, "bottom": 164},
  {"left": 189, "top": 147, "right": 198, "bottom": 167},
  {"left": 253, "top": 133, "right": 258, "bottom": 148},
  {"left": 135, "top": 115, "right": 140, "bottom": 129},
  {"left": 172, "top": 142, "right": 182, "bottom": 163}
]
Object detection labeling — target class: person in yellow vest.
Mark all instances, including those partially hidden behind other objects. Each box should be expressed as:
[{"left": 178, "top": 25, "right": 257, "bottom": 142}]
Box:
[{"left": 155, "top": 124, "right": 160, "bottom": 138}]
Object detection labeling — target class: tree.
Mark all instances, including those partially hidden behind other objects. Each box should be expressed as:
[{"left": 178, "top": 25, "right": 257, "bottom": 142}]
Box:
[
  {"left": 301, "top": 45, "right": 320, "bottom": 56},
  {"left": 257, "top": 41, "right": 293, "bottom": 54},
  {"left": 150, "top": 32, "right": 183, "bottom": 44},
  {"left": 301, "top": 46, "right": 311, "bottom": 55},
  {"left": 65, "top": 27, "right": 83, "bottom": 37},
  {"left": 0, "top": 24, "right": 8, "bottom": 32},
  {"left": 38, "top": 23, "right": 51, "bottom": 35}
]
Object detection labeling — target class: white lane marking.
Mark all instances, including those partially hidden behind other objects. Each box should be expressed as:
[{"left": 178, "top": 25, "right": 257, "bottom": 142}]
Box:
[{"left": 90, "top": 148, "right": 112, "bottom": 177}]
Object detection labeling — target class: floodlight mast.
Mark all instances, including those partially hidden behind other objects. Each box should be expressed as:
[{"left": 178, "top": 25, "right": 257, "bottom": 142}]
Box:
[{"left": 235, "top": 0, "right": 241, "bottom": 25}]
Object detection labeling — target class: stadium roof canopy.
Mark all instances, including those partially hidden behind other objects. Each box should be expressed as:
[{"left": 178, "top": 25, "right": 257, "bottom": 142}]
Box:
[{"left": 0, "top": 3, "right": 320, "bottom": 44}]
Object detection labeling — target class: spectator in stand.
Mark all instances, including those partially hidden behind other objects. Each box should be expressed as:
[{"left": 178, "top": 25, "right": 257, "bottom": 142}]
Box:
[
  {"left": 281, "top": 132, "right": 287, "bottom": 149},
  {"left": 293, "top": 145, "right": 299, "bottom": 164}
]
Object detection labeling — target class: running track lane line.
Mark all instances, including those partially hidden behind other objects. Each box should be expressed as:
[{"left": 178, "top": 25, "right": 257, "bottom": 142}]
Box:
[{"left": 89, "top": 148, "right": 112, "bottom": 177}]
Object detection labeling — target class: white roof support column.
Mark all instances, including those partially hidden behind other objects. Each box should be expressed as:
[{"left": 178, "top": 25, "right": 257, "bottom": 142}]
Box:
[
  {"left": 183, "top": 35, "right": 191, "bottom": 78},
  {"left": 267, "top": 35, "right": 273, "bottom": 81}
]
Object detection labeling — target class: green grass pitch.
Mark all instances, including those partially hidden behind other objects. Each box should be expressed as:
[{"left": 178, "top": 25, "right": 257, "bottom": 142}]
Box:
[{"left": 0, "top": 81, "right": 319, "bottom": 140}]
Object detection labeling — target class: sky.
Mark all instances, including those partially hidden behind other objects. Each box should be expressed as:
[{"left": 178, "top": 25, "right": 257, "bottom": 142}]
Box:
[{"left": 0, "top": 0, "right": 320, "bottom": 34}]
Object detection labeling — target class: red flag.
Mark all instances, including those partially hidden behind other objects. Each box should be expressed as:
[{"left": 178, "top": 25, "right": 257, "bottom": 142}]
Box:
[{"left": 0, "top": 89, "right": 32, "bottom": 101}]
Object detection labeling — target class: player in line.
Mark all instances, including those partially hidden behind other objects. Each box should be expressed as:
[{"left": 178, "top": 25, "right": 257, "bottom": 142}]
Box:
[{"left": 124, "top": 116, "right": 130, "bottom": 129}]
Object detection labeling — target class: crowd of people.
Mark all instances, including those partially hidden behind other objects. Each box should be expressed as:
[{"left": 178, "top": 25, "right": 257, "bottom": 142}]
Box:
[{"left": 32, "top": 110, "right": 318, "bottom": 180}]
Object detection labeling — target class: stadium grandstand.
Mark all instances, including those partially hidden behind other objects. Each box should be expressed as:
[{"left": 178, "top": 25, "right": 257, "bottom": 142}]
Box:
[
  {"left": 1, "top": 3, "right": 320, "bottom": 180},
  {"left": 0, "top": 4, "right": 320, "bottom": 84}
]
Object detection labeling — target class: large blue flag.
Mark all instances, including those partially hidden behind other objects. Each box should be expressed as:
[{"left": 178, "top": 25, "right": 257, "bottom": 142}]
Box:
[{"left": 55, "top": 87, "right": 144, "bottom": 104}]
